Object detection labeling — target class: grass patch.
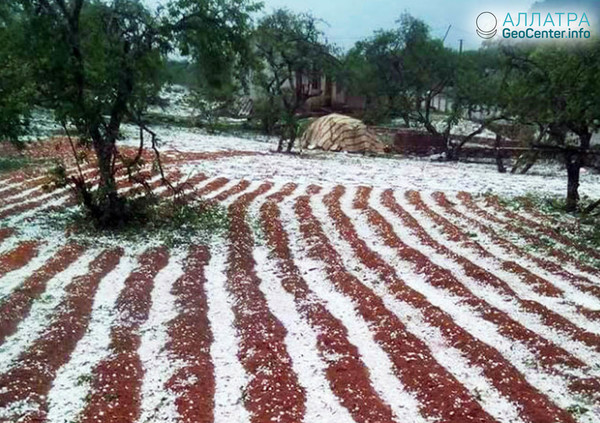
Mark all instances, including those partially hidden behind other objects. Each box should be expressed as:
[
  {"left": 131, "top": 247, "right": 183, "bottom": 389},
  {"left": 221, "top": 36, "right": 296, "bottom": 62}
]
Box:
[
  {"left": 566, "top": 404, "right": 590, "bottom": 418},
  {"left": 248, "top": 212, "right": 266, "bottom": 246},
  {"left": 493, "top": 193, "right": 600, "bottom": 263},
  {"left": 34, "top": 194, "right": 230, "bottom": 248},
  {"left": 0, "top": 156, "right": 31, "bottom": 174}
]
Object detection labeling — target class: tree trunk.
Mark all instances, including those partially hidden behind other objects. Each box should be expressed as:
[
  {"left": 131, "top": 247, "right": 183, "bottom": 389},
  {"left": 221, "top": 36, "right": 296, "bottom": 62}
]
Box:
[
  {"left": 90, "top": 129, "right": 125, "bottom": 225},
  {"left": 402, "top": 113, "right": 410, "bottom": 127},
  {"left": 495, "top": 135, "right": 506, "bottom": 173},
  {"left": 444, "top": 138, "right": 460, "bottom": 161},
  {"left": 285, "top": 115, "right": 298, "bottom": 153},
  {"left": 286, "top": 132, "right": 296, "bottom": 153},
  {"left": 566, "top": 151, "right": 582, "bottom": 212},
  {"left": 519, "top": 153, "right": 539, "bottom": 175},
  {"left": 496, "top": 155, "right": 506, "bottom": 173},
  {"left": 565, "top": 132, "right": 591, "bottom": 212},
  {"left": 510, "top": 155, "right": 524, "bottom": 174}
]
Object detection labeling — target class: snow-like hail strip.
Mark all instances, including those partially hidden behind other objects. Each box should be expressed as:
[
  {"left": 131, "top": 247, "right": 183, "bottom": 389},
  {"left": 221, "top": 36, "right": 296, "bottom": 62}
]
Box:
[
  {"left": 0, "top": 250, "right": 100, "bottom": 375},
  {"left": 251, "top": 197, "right": 356, "bottom": 423},
  {"left": 3, "top": 171, "right": 164, "bottom": 225},
  {"left": 0, "top": 241, "right": 59, "bottom": 301},
  {"left": 45, "top": 250, "right": 138, "bottom": 423},
  {"left": 0, "top": 164, "right": 87, "bottom": 193},
  {"left": 477, "top": 197, "right": 599, "bottom": 262},
  {"left": 0, "top": 233, "right": 27, "bottom": 256},
  {"left": 220, "top": 180, "right": 269, "bottom": 208},
  {"left": 148, "top": 171, "right": 209, "bottom": 198},
  {"left": 203, "top": 179, "right": 240, "bottom": 200},
  {"left": 0, "top": 179, "right": 80, "bottom": 215},
  {"left": 444, "top": 191, "right": 600, "bottom": 290},
  {"left": 137, "top": 250, "right": 186, "bottom": 423},
  {"left": 415, "top": 192, "right": 600, "bottom": 336},
  {"left": 310, "top": 188, "right": 527, "bottom": 423},
  {"left": 0, "top": 167, "right": 96, "bottom": 208},
  {"left": 280, "top": 190, "right": 424, "bottom": 423},
  {"left": 422, "top": 191, "right": 597, "bottom": 290},
  {"left": 338, "top": 186, "right": 594, "bottom": 418},
  {"left": 389, "top": 191, "right": 600, "bottom": 371},
  {"left": 438, "top": 192, "right": 600, "bottom": 329},
  {"left": 205, "top": 241, "right": 251, "bottom": 423},
  {"left": 455, "top": 193, "right": 600, "bottom": 286},
  {"left": 0, "top": 172, "right": 52, "bottom": 193}
]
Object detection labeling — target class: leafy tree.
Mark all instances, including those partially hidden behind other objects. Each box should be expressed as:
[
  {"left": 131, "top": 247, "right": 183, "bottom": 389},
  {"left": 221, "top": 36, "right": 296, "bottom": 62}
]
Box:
[
  {"left": 2, "top": 0, "right": 258, "bottom": 228},
  {"left": 345, "top": 14, "right": 505, "bottom": 160},
  {"left": 15, "top": 0, "right": 173, "bottom": 227},
  {"left": 169, "top": 0, "right": 260, "bottom": 113},
  {"left": 253, "top": 9, "right": 336, "bottom": 152},
  {"left": 344, "top": 15, "right": 435, "bottom": 126},
  {"left": 502, "top": 41, "right": 600, "bottom": 212},
  {"left": 0, "top": 3, "right": 34, "bottom": 146},
  {"left": 344, "top": 29, "right": 411, "bottom": 125},
  {"left": 438, "top": 47, "right": 506, "bottom": 160}
]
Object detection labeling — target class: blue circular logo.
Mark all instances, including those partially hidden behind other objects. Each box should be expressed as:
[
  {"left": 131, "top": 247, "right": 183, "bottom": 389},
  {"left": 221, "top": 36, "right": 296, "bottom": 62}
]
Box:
[{"left": 476, "top": 12, "right": 498, "bottom": 39}]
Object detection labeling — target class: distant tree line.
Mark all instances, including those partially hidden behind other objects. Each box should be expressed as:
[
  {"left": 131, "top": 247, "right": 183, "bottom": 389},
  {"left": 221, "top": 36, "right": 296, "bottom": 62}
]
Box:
[
  {"left": 0, "top": 0, "right": 260, "bottom": 227},
  {"left": 0, "top": 2, "right": 598, "bottom": 221},
  {"left": 341, "top": 14, "right": 599, "bottom": 212}
]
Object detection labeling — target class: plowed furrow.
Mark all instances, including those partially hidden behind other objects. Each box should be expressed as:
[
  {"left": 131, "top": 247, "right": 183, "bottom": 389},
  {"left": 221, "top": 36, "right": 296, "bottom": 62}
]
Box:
[
  {"left": 225, "top": 183, "right": 306, "bottom": 423},
  {"left": 403, "top": 190, "right": 600, "bottom": 355},
  {"left": 320, "top": 185, "right": 577, "bottom": 423},
  {"left": 259, "top": 184, "right": 403, "bottom": 423},
  {"left": 458, "top": 192, "right": 600, "bottom": 279},
  {"left": 432, "top": 191, "right": 600, "bottom": 321},
  {"left": 77, "top": 248, "right": 169, "bottom": 423},
  {"left": 296, "top": 187, "right": 499, "bottom": 423},
  {"left": 165, "top": 245, "right": 215, "bottom": 423},
  {"left": 0, "top": 241, "right": 39, "bottom": 279},
  {"left": 0, "top": 243, "right": 86, "bottom": 345},
  {"left": 0, "top": 248, "right": 123, "bottom": 422}
]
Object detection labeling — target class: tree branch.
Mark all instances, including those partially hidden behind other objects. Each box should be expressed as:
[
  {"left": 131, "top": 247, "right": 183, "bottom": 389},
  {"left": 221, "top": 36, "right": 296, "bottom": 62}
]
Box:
[{"left": 584, "top": 199, "right": 600, "bottom": 215}]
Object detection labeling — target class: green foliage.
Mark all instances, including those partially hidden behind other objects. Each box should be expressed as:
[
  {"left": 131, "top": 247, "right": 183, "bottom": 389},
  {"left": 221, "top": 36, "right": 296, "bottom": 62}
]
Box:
[
  {"left": 0, "top": 156, "right": 31, "bottom": 173},
  {"left": 20, "top": 0, "right": 170, "bottom": 134},
  {"left": 502, "top": 40, "right": 600, "bottom": 136},
  {"left": 566, "top": 404, "right": 590, "bottom": 418},
  {"left": 170, "top": 0, "right": 261, "bottom": 103},
  {"left": 0, "top": 4, "right": 35, "bottom": 145},
  {"left": 344, "top": 14, "right": 508, "bottom": 149},
  {"left": 165, "top": 60, "right": 197, "bottom": 88},
  {"left": 452, "top": 48, "right": 505, "bottom": 113},
  {"left": 0, "top": 0, "right": 261, "bottom": 229},
  {"left": 46, "top": 194, "right": 230, "bottom": 246},
  {"left": 252, "top": 8, "right": 336, "bottom": 151},
  {"left": 44, "top": 163, "right": 69, "bottom": 190},
  {"left": 295, "top": 118, "right": 313, "bottom": 139},
  {"left": 253, "top": 95, "right": 284, "bottom": 135},
  {"left": 344, "top": 14, "right": 458, "bottom": 126},
  {"left": 501, "top": 40, "right": 600, "bottom": 210}
]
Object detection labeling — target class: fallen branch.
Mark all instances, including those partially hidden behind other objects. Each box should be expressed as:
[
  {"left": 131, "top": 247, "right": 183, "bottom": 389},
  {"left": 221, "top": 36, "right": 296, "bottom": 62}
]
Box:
[{"left": 583, "top": 199, "right": 600, "bottom": 215}]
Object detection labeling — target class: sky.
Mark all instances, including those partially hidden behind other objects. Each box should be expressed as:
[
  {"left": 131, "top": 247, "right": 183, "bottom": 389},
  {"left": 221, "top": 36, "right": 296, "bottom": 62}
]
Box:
[
  {"left": 146, "top": 0, "right": 599, "bottom": 52},
  {"left": 257, "top": 0, "right": 535, "bottom": 52}
]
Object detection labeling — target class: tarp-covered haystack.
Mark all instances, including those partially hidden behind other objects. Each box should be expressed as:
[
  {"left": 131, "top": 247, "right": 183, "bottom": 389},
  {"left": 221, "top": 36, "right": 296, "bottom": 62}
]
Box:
[{"left": 301, "top": 114, "right": 386, "bottom": 154}]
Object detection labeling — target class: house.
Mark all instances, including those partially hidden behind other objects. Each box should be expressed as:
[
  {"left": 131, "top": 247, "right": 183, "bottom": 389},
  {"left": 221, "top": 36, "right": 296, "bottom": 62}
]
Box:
[
  {"left": 246, "top": 67, "right": 352, "bottom": 116},
  {"left": 293, "top": 71, "right": 373, "bottom": 113}
]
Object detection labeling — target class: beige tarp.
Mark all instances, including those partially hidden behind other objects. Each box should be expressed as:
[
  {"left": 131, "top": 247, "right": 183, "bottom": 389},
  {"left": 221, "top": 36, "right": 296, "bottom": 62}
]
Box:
[{"left": 301, "top": 114, "right": 386, "bottom": 154}]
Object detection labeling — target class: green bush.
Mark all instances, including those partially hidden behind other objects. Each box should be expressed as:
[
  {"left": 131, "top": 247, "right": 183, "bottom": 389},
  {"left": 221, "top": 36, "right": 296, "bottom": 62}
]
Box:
[
  {"left": 50, "top": 192, "right": 230, "bottom": 247},
  {"left": 0, "top": 156, "right": 30, "bottom": 173},
  {"left": 252, "top": 96, "right": 284, "bottom": 135}
]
